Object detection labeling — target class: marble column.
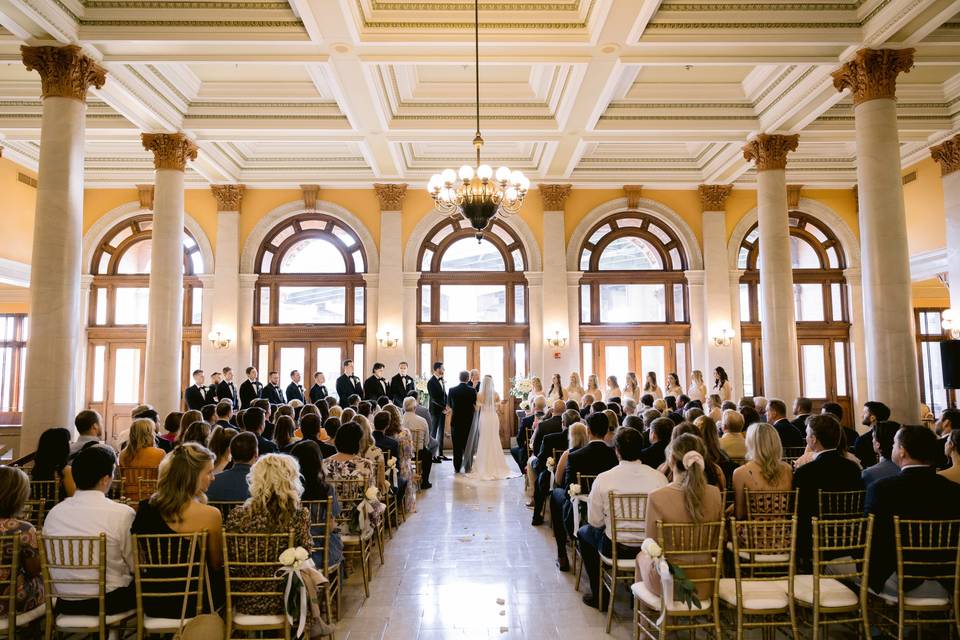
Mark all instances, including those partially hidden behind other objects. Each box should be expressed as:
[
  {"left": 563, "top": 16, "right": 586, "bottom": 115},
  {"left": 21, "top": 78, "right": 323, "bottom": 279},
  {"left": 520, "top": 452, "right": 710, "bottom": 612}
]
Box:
[
  {"left": 931, "top": 135, "right": 960, "bottom": 310},
  {"left": 525, "top": 272, "right": 544, "bottom": 378},
  {"left": 141, "top": 133, "right": 198, "bottom": 416},
  {"left": 373, "top": 184, "right": 408, "bottom": 371},
  {"left": 203, "top": 184, "right": 245, "bottom": 372},
  {"left": 685, "top": 270, "right": 706, "bottom": 374},
  {"left": 362, "top": 274, "right": 379, "bottom": 372},
  {"left": 19, "top": 46, "right": 106, "bottom": 452},
  {"left": 402, "top": 272, "right": 420, "bottom": 373},
  {"left": 743, "top": 134, "right": 801, "bottom": 405},
  {"left": 699, "top": 185, "right": 737, "bottom": 377},
  {"left": 834, "top": 48, "right": 920, "bottom": 423},
  {"left": 539, "top": 185, "right": 574, "bottom": 377},
  {"left": 237, "top": 274, "right": 258, "bottom": 368}
]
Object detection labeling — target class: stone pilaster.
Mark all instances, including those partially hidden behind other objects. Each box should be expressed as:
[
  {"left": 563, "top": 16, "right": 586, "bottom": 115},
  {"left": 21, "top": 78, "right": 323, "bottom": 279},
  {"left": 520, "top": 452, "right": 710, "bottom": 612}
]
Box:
[
  {"left": 538, "top": 184, "right": 574, "bottom": 377},
  {"left": 931, "top": 136, "right": 960, "bottom": 310},
  {"left": 373, "top": 184, "right": 408, "bottom": 370},
  {"left": 698, "top": 184, "right": 737, "bottom": 379},
  {"left": 203, "top": 184, "right": 246, "bottom": 373}
]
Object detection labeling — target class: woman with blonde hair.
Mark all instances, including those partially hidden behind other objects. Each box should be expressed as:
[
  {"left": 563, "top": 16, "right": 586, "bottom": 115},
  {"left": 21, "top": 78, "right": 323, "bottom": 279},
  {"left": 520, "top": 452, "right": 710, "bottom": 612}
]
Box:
[
  {"left": 131, "top": 443, "right": 223, "bottom": 616},
  {"left": 207, "top": 425, "right": 237, "bottom": 474},
  {"left": 623, "top": 372, "right": 640, "bottom": 402},
  {"left": 119, "top": 418, "right": 167, "bottom": 503},
  {"left": 585, "top": 374, "right": 603, "bottom": 401},
  {"left": 329, "top": 405, "right": 343, "bottom": 419},
  {"left": 547, "top": 374, "right": 565, "bottom": 403},
  {"left": 528, "top": 376, "right": 545, "bottom": 407},
  {"left": 687, "top": 370, "right": 707, "bottom": 403},
  {"left": 554, "top": 422, "right": 588, "bottom": 488},
  {"left": 565, "top": 372, "right": 585, "bottom": 404},
  {"left": 605, "top": 375, "right": 622, "bottom": 401},
  {"left": 732, "top": 422, "right": 793, "bottom": 517},
  {"left": 0, "top": 466, "right": 43, "bottom": 618},
  {"left": 355, "top": 415, "right": 389, "bottom": 494}
]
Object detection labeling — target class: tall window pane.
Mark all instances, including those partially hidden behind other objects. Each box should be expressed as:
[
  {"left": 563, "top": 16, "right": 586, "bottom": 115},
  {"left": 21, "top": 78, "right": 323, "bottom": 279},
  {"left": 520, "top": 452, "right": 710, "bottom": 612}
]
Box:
[
  {"left": 794, "top": 283, "right": 824, "bottom": 321},
  {"left": 257, "top": 344, "right": 269, "bottom": 377},
  {"left": 582, "top": 342, "right": 593, "bottom": 381},
  {"left": 353, "top": 343, "right": 364, "bottom": 380},
  {"left": 113, "top": 348, "right": 141, "bottom": 403},
  {"left": 675, "top": 343, "right": 687, "bottom": 390},
  {"left": 801, "top": 344, "right": 827, "bottom": 397},
  {"left": 258, "top": 287, "right": 271, "bottom": 324},
  {"left": 515, "top": 343, "right": 526, "bottom": 379},
  {"left": 353, "top": 287, "right": 364, "bottom": 324},
  {"left": 514, "top": 286, "right": 525, "bottom": 323},
  {"left": 673, "top": 285, "right": 685, "bottom": 322},
  {"left": 834, "top": 342, "right": 847, "bottom": 396},
  {"left": 741, "top": 342, "right": 754, "bottom": 397},
  {"left": 739, "top": 283, "right": 751, "bottom": 322},
  {"left": 439, "top": 285, "right": 506, "bottom": 322},
  {"left": 439, "top": 238, "right": 505, "bottom": 271},
  {"left": 277, "top": 286, "right": 346, "bottom": 324},
  {"left": 599, "top": 284, "right": 665, "bottom": 322},
  {"left": 191, "top": 288, "right": 203, "bottom": 325},
  {"left": 115, "top": 288, "right": 149, "bottom": 325},
  {"left": 581, "top": 284, "right": 591, "bottom": 323},
  {"left": 420, "top": 343, "right": 431, "bottom": 378},
  {"left": 421, "top": 285, "right": 431, "bottom": 322},
  {"left": 91, "top": 345, "right": 106, "bottom": 403}
]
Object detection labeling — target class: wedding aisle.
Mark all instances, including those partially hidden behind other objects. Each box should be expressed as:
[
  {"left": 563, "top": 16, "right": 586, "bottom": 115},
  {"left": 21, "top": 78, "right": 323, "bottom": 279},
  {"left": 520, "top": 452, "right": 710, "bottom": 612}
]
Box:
[{"left": 332, "top": 454, "right": 635, "bottom": 639}]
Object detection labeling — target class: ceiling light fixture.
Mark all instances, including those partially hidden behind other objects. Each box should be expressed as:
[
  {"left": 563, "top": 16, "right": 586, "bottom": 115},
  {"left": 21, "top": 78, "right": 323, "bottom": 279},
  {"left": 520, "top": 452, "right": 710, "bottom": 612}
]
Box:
[{"left": 426, "top": 0, "right": 529, "bottom": 240}]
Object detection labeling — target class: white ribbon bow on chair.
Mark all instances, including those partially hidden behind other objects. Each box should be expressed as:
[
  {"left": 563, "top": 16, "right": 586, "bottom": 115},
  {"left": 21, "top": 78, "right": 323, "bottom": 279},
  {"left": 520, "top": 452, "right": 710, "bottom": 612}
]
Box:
[{"left": 656, "top": 557, "right": 675, "bottom": 626}]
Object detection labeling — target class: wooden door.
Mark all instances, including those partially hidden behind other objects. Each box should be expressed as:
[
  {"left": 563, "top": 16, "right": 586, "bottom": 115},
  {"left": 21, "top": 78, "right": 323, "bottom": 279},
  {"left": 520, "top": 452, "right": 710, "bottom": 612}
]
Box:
[{"left": 87, "top": 342, "right": 145, "bottom": 447}]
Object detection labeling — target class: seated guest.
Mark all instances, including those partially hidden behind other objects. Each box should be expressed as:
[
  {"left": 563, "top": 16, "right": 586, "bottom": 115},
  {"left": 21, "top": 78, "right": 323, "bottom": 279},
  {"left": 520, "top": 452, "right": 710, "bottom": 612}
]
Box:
[
  {"left": 178, "top": 410, "right": 202, "bottom": 442},
  {"left": 158, "top": 412, "right": 182, "bottom": 451},
  {"left": 207, "top": 425, "right": 237, "bottom": 474},
  {"left": 512, "top": 396, "right": 545, "bottom": 471},
  {"left": 867, "top": 425, "right": 960, "bottom": 596},
  {"left": 70, "top": 410, "right": 104, "bottom": 458},
  {"left": 706, "top": 395, "right": 722, "bottom": 422},
  {"left": 732, "top": 422, "right": 793, "bottom": 518},
  {"left": 372, "top": 411, "right": 400, "bottom": 463},
  {"left": 383, "top": 404, "right": 416, "bottom": 512},
  {"left": 180, "top": 421, "right": 211, "bottom": 447},
  {"left": 693, "top": 415, "right": 735, "bottom": 481},
  {"left": 821, "top": 401, "right": 859, "bottom": 452},
  {"left": 118, "top": 418, "right": 166, "bottom": 503},
  {"left": 323, "top": 417, "right": 341, "bottom": 441},
  {"left": 718, "top": 409, "right": 747, "bottom": 458},
  {"left": 206, "top": 432, "right": 258, "bottom": 502},
  {"left": 791, "top": 397, "right": 813, "bottom": 433},
  {"left": 402, "top": 397, "right": 437, "bottom": 488},
  {"left": 301, "top": 414, "right": 338, "bottom": 459},
  {"left": 130, "top": 443, "right": 224, "bottom": 617},
  {"left": 213, "top": 401, "right": 233, "bottom": 429},
  {"left": 577, "top": 427, "right": 668, "bottom": 608},
  {"left": 794, "top": 414, "right": 863, "bottom": 565},
  {"left": 660, "top": 423, "right": 726, "bottom": 492},
  {"left": 940, "top": 430, "right": 960, "bottom": 484},
  {"left": 43, "top": 446, "right": 136, "bottom": 615},
  {"left": 854, "top": 401, "right": 889, "bottom": 468},
  {"left": 862, "top": 421, "right": 901, "bottom": 489},
  {"left": 765, "top": 398, "right": 805, "bottom": 449},
  {"left": 554, "top": 422, "right": 588, "bottom": 494},
  {"left": 275, "top": 415, "right": 299, "bottom": 453},
  {"left": 641, "top": 417, "right": 673, "bottom": 469},
  {"left": 356, "top": 415, "right": 389, "bottom": 494},
  {"left": 33, "top": 427, "right": 77, "bottom": 501},
  {"left": 291, "top": 440, "right": 343, "bottom": 568},
  {"left": 243, "top": 407, "right": 278, "bottom": 455},
  {"left": 532, "top": 409, "right": 580, "bottom": 525},
  {"left": 531, "top": 401, "right": 565, "bottom": 468},
  {"left": 739, "top": 406, "right": 761, "bottom": 430},
  {"left": 635, "top": 433, "right": 722, "bottom": 602},
  {"left": 0, "top": 466, "right": 43, "bottom": 618},
  {"left": 323, "top": 423, "right": 386, "bottom": 527},
  {"left": 753, "top": 396, "right": 767, "bottom": 415}
]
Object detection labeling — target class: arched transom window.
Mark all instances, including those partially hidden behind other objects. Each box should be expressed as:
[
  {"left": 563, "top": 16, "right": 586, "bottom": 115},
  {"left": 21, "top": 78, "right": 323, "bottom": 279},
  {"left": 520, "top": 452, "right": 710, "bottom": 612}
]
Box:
[
  {"left": 418, "top": 218, "right": 527, "bottom": 324},
  {"left": 254, "top": 213, "right": 366, "bottom": 325},
  {"left": 89, "top": 214, "right": 203, "bottom": 326},
  {"left": 578, "top": 212, "right": 688, "bottom": 324}
]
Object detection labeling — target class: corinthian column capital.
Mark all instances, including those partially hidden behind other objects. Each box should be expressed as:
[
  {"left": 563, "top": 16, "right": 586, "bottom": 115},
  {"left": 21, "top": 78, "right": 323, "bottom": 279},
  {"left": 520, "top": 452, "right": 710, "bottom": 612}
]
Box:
[
  {"left": 931, "top": 134, "right": 960, "bottom": 177},
  {"left": 141, "top": 133, "right": 198, "bottom": 171},
  {"left": 832, "top": 48, "right": 914, "bottom": 106},
  {"left": 742, "top": 134, "right": 799, "bottom": 171},
  {"left": 539, "top": 184, "right": 572, "bottom": 211},
  {"left": 697, "top": 184, "right": 733, "bottom": 212},
  {"left": 21, "top": 45, "right": 106, "bottom": 101},
  {"left": 211, "top": 184, "right": 245, "bottom": 211},
  {"left": 373, "top": 183, "right": 408, "bottom": 211}
]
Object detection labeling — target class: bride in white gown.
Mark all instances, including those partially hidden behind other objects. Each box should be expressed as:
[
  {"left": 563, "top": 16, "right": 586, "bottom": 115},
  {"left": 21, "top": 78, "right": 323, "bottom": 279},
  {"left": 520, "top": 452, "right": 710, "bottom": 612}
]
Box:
[{"left": 464, "top": 375, "right": 519, "bottom": 480}]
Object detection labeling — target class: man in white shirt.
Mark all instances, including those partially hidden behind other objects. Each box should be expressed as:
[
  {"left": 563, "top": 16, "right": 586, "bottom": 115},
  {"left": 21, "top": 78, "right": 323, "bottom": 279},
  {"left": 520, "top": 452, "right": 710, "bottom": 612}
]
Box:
[
  {"left": 577, "top": 427, "right": 668, "bottom": 610},
  {"left": 43, "top": 445, "right": 137, "bottom": 615}
]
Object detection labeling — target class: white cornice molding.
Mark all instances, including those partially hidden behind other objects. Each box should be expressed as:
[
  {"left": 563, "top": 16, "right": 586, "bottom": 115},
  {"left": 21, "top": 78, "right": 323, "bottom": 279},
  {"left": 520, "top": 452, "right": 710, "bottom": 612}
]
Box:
[
  {"left": 910, "top": 248, "right": 947, "bottom": 281},
  {"left": 0, "top": 258, "right": 30, "bottom": 287}
]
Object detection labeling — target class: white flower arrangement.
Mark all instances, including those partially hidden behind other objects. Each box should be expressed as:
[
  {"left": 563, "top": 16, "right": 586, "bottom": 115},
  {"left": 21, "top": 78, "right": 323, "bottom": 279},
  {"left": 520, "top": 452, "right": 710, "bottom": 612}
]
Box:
[
  {"left": 509, "top": 376, "right": 533, "bottom": 399},
  {"left": 546, "top": 456, "right": 556, "bottom": 472},
  {"left": 387, "top": 457, "right": 397, "bottom": 469},
  {"left": 640, "top": 537, "right": 701, "bottom": 612},
  {"left": 414, "top": 376, "right": 429, "bottom": 393},
  {"left": 278, "top": 546, "right": 310, "bottom": 571},
  {"left": 640, "top": 538, "right": 662, "bottom": 559},
  {"left": 520, "top": 401, "right": 531, "bottom": 411},
  {"left": 568, "top": 483, "right": 581, "bottom": 498},
  {"left": 365, "top": 486, "right": 380, "bottom": 502}
]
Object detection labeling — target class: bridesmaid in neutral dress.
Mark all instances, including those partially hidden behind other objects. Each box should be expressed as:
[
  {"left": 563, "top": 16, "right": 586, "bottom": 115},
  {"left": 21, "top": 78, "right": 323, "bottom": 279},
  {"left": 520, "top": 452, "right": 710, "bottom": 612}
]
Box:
[
  {"left": 565, "top": 373, "right": 585, "bottom": 405},
  {"left": 687, "top": 370, "right": 708, "bottom": 403}
]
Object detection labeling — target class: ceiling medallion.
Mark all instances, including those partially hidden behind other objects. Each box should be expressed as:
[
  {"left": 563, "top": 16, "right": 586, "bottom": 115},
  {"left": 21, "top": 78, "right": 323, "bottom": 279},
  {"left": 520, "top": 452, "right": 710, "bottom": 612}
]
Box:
[{"left": 426, "top": 0, "right": 529, "bottom": 241}]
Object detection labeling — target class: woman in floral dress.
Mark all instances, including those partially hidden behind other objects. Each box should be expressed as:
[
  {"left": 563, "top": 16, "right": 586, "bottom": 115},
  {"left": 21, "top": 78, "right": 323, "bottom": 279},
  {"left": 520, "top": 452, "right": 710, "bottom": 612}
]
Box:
[
  {"left": 382, "top": 404, "right": 416, "bottom": 513},
  {"left": 0, "top": 466, "right": 43, "bottom": 618},
  {"left": 322, "top": 422, "right": 386, "bottom": 528}
]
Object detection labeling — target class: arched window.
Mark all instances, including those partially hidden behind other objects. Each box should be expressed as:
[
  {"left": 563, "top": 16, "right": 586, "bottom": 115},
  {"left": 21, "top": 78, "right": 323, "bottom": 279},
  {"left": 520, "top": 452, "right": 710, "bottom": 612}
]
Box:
[
  {"left": 738, "top": 211, "right": 850, "bottom": 409},
  {"left": 89, "top": 213, "right": 204, "bottom": 326}
]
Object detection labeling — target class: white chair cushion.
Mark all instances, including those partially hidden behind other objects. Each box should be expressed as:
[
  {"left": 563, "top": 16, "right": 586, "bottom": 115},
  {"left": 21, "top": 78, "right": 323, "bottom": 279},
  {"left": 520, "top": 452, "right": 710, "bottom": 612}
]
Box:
[
  {"left": 718, "top": 578, "right": 789, "bottom": 611},
  {"left": 872, "top": 577, "right": 950, "bottom": 608},
  {"left": 725, "top": 541, "right": 789, "bottom": 563},
  {"left": 0, "top": 603, "right": 45, "bottom": 629},
  {"left": 792, "top": 575, "right": 858, "bottom": 608},
  {"left": 232, "top": 612, "right": 286, "bottom": 627},
  {"left": 143, "top": 616, "right": 200, "bottom": 631},
  {"left": 632, "top": 581, "right": 709, "bottom": 612},
  {"left": 340, "top": 531, "right": 373, "bottom": 543},
  {"left": 55, "top": 609, "right": 135, "bottom": 629},
  {"left": 599, "top": 553, "right": 638, "bottom": 569}
]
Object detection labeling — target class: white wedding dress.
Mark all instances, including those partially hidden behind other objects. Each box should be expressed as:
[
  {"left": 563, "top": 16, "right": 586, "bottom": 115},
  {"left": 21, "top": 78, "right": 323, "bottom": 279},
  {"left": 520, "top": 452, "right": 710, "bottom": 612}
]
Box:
[{"left": 466, "top": 376, "right": 519, "bottom": 481}]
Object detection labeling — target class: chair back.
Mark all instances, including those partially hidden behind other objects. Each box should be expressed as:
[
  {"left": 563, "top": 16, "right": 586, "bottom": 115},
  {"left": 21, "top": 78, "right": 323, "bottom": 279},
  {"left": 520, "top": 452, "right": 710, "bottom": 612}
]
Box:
[
  {"left": 303, "top": 498, "right": 334, "bottom": 571},
  {"left": 120, "top": 466, "right": 159, "bottom": 504},
  {"left": 892, "top": 517, "right": 960, "bottom": 603},
  {"left": 810, "top": 516, "right": 872, "bottom": 589},
  {"left": 410, "top": 428, "right": 426, "bottom": 452},
  {"left": 29, "top": 479, "right": 59, "bottom": 505},
  {"left": 328, "top": 478, "right": 368, "bottom": 534},
  {"left": 209, "top": 501, "right": 244, "bottom": 520},
  {"left": 576, "top": 473, "right": 599, "bottom": 494},
  {"left": 728, "top": 517, "right": 797, "bottom": 581},
  {"left": 782, "top": 447, "right": 806, "bottom": 465},
  {"left": 222, "top": 530, "right": 295, "bottom": 617},
  {"left": 0, "top": 533, "right": 20, "bottom": 636},
  {"left": 607, "top": 493, "right": 649, "bottom": 551},
  {"left": 817, "top": 489, "right": 866, "bottom": 519},
  {"left": 21, "top": 499, "right": 47, "bottom": 529},
  {"left": 38, "top": 533, "right": 108, "bottom": 633},
  {"left": 132, "top": 532, "right": 207, "bottom": 624},
  {"left": 745, "top": 489, "right": 798, "bottom": 520},
  {"left": 656, "top": 520, "right": 725, "bottom": 604}
]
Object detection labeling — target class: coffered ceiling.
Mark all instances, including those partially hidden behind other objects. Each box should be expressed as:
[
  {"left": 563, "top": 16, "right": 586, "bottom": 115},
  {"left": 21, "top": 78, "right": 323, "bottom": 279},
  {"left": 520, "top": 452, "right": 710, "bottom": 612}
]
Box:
[{"left": 0, "top": 0, "right": 958, "bottom": 188}]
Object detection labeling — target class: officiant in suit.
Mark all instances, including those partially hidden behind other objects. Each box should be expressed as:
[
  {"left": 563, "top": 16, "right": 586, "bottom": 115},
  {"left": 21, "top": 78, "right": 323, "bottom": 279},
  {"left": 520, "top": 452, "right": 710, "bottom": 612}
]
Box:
[
  {"left": 239, "top": 367, "right": 262, "bottom": 410},
  {"left": 448, "top": 370, "right": 478, "bottom": 473},
  {"left": 309, "top": 372, "right": 328, "bottom": 405},
  {"left": 389, "top": 361, "right": 416, "bottom": 406},
  {"left": 427, "top": 362, "right": 450, "bottom": 462},
  {"left": 336, "top": 359, "right": 363, "bottom": 403}
]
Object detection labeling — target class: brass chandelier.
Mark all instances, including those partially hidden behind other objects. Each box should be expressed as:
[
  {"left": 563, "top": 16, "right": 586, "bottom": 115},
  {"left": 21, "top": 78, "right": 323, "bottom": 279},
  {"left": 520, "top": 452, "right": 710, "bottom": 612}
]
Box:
[{"left": 426, "top": 0, "right": 530, "bottom": 240}]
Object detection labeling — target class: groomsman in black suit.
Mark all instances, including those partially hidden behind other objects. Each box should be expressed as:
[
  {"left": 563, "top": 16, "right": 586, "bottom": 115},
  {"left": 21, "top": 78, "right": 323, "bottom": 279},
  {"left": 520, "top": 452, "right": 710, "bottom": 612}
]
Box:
[
  {"left": 286, "top": 370, "right": 306, "bottom": 403},
  {"left": 261, "top": 371, "right": 286, "bottom": 404},
  {"left": 216, "top": 367, "right": 239, "bottom": 410},
  {"left": 388, "top": 361, "right": 416, "bottom": 406},
  {"left": 309, "top": 372, "right": 328, "bottom": 405},
  {"left": 363, "top": 363, "right": 389, "bottom": 402},
  {"left": 426, "top": 362, "right": 450, "bottom": 462},
  {"left": 335, "top": 359, "right": 363, "bottom": 403},
  {"left": 184, "top": 369, "right": 207, "bottom": 411},
  {"left": 205, "top": 372, "right": 222, "bottom": 405},
  {"left": 239, "top": 367, "right": 262, "bottom": 410}
]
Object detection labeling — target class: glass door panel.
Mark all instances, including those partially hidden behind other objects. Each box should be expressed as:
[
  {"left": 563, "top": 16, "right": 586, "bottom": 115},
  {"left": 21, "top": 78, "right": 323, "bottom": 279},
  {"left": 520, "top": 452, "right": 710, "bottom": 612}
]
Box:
[
  {"left": 602, "top": 344, "right": 631, "bottom": 391},
  {"left": 278, "top": 346, "right": 306, "bottom": 381},
  {"left": 441, "top": 345, "right": 469, "bottom": 380},
  {"left": 104, "top": 343, "right": 144, "bottom": 447},
  {"left": 314, "top": 346, "right": 342, "bottom": 381},
  {"left": 640, "top": 344, "right": 666, "bottom": 391},
  {"left": 800, "top": 343, "right": 827, "bottom": 398},
  {"left": 478, "top": 345, "right": 505, "bottom": 396}
]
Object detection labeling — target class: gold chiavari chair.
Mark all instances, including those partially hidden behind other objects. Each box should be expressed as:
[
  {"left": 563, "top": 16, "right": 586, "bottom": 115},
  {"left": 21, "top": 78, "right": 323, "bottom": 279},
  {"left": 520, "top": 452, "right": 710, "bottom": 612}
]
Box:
[
  {"left": 209, "top": 501, "right": 244, "bottom": 521},
  {"left": 571, "top": 472, "right": 599, "bottom": 590},
  {"left": 120, "top": 466, "right": 159, "bottom": 506},
  {"left": 600, "top": 492, "right": 649, "bottom": 633},
  {"left": 381, "top": 450, "right": 399, "bottom": 535},
  {"left": 817, "top": 489, "right": 866, "bottom": 520},
  {"left": 132, "top": 531, "right": 208, "bottom": 637},
  {"left": 794, "top": 516, "right": 873, "bottom": 640},
  {"left": 0, "top": 533, "right": 45, "bottom": 638},
  {"left": 632, "top": 520, "right": 726, "bottom": 640},
  {"left": 783, "top": 446, "right": 807, "bottom": 466},
  {"left": 21, "top": 499, "right": 47, "bottom": 530},
  {"left": 38, "top": 532, "right": 136, "bottom": 639},
  {"left": 303, "top": 498, "right": 340, "bottom": 625},
  {"left": 328, "top": 477, "right": 374, "bottom": 598},
  {"left": 222, "top": 530, "right": 295, "bottom": 640},
  {"left": 745, "top": 489, "right": 798, "bottom": 520},
  {"left": 720, "top": 517, "right": 799, "bottom": 640},
  {"left": 29, "top": 479, "right": 59, "bottom": 507},
  {"left": 871, "top": 517, "right": 960, "bottom": 640},
  {"left": 410, "top": 428, "right": 426, "bottom": 490}
]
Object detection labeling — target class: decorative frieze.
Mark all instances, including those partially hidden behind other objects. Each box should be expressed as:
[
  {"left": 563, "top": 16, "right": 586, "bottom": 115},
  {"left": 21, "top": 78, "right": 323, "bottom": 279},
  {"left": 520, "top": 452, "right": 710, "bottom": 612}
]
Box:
[
  {"left": 141, "top": 133, "right": 198, "bottom": 171},
  {"left": 832, "top": 48, "right": 914, "bottom": 106},
  {"left": 931, "top": 135, "right": 960, "bottom": 177},
  {"left": 540, "top": 184, "right": 572, "bottom": 211},
  {"left": 211, "top": 184, "right": 245, "bottom": 211},
  {"left": 697, "top": 184, "right": 732, "bottom": 212},
  {"left": 373, "top": 183, "right": 408, "bottom": 211},
  {"left": 742, "top": 134, "right": 799, "bottom": 171},
  {"left": 21, "top": 45, "right": 106, "bottom": 102}
]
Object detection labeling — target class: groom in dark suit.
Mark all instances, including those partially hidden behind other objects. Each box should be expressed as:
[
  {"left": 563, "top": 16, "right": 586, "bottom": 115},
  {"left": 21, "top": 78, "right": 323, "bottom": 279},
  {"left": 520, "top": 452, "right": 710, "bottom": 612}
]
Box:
[{"left": 448, "top": 370, "right": 478, "bottom": 473}]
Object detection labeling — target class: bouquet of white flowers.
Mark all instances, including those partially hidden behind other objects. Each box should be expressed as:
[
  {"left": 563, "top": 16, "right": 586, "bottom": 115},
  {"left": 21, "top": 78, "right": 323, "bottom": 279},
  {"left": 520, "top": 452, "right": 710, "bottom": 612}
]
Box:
[
  {"left": 641, "top": 537, "right": 701, "bottom": 617},
  {"left": 546, "top": 457, "right": 556, "bottom": 472},
  {"left": 509, "top": 376, "right": 534, "bottom": 399},
  {"left": 414, "top": 376, "right": 430, "bottom": 405},
  {"left": 278, "top": 546, "right": 311, "bottom": 638},
  {"left": 568, "top": 483, "right": 581, "bottom": 498}
]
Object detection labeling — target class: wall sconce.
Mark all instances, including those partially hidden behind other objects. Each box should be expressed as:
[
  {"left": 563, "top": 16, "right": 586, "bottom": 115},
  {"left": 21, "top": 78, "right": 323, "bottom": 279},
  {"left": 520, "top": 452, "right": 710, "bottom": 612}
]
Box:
[
  {"left": 208, "top": 328, "right": 232, "bottom": 349},
  {"left": 943, "top": 309, "right": 960, "bottom": 339},
  {"left": 546, "top": 331, "right": 568, "bottom": 349},
  {"left": 378, "top": 330, "right": 399, "bottom": 349},
  {"left": 712, "top": 327, "right": 734, "bottom": 348}
]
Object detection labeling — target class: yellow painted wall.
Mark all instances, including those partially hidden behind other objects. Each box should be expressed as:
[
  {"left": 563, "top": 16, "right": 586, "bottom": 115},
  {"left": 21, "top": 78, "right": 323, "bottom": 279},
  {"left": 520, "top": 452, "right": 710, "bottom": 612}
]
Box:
[
  {"left": 0, "top": 158, "right": 37, "bottom": 265},
  {"left": 912, "top": 277, "right": 950, "bottom": 308},
  {"left": 902, "top": 157, "right": 946, "bottom": 256}
]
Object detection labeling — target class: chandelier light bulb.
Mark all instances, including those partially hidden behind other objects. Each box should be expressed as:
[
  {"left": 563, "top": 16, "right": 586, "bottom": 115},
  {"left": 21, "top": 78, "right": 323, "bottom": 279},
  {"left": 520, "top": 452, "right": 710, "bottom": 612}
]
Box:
[
  {"left": 518, "top": 175, "right": 530, "bottom": 191},
  {"left": 505, "top": 186, "right": 518, "bottom": 201},
  {"left": 477, "top": 164, "right": 493, "bottom": 181},
  {"left": 441, "top": 168, "right": 457, "bottom": 185},
  {"left": 459, "top": 165, "right": 474, "bottom": 181},
  {"left": 510, "top": 170, "right": 524, "bottom": 185},
  {"left": 495, "top": 166, "right": 511, "bottom": 182},
  {"left": 428, "top": 174, "right": 442, "bottom": 192}
]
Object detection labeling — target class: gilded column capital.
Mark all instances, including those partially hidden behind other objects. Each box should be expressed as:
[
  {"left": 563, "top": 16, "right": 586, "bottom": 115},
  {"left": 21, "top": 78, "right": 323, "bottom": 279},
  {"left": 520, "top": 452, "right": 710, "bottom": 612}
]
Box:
[
  {"left": 373, "top": 183, "right": 408, "bottom": 211},
  {"left": 21, "top": 45, "right": 106, "bottom": 101},
  {"left": 832, "top": 48, "right": 914, "bottom": 106},
  {"left": 697, "top": 184, "right": 732, "bottom": 212},
  {"left": 136, "top": 184, "right": 154, "bottom": 210},
  {"left": 539, "top": 184, "right": 572, "bottom": 211},
  {"left": 211, "top": 184, "right": 245, "bottom": 211},
  {"left": 742, "top": 134, "right": 799, "bottom": 171},
  {"left": 301, "top": 184, "right": 320, "bottom": 210},
  {"left": 141, "top": 133, "right": 198, "bottom": 171},
  {"left": 930, "top": 135, "right": 960, "bottom": 177},
  {"left": 623, "top": 185, "right": 643, "bottom": 209}
]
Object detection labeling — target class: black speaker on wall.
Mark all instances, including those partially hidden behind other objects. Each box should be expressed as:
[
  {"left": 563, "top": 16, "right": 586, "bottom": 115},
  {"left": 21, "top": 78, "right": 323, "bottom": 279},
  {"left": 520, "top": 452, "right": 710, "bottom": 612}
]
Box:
[{"left": 941, "top": 340, "right": 960, "bottom": 389}]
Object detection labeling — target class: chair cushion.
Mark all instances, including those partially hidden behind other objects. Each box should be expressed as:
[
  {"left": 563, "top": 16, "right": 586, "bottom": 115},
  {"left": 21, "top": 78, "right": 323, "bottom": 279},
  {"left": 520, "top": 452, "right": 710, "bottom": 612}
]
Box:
[
  {"left": 56, "top": 610, "right": 135, "bottom": 629},
  {"left": 632, "top": 581, "right": 709, "bottom": 612},
  {"left": 340, "top": 531, "right": 373, "bottom": 543},
  {"left": 232, "top": 612, "right": 286, "bottom": 627},
  {"left": 792, "top": 575, "right": 858, "bottom": 608},
  {"left": 718, "top": 578, "right": 789, "bottom": 611},
  {"left": 0, "top": 603, "right": 46, "bottom": 629},
  {"left": 143, "top": 616, "right": 193, "bottom": 631},
  {"left": 599, "top": 552, "right": 638, "bottom": 569},
  {"left": 725, "top": 541, "right": 790, "bottom": 563},
  {"left": 872, "top": 578, "right": 950, "bottom": 608}
]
